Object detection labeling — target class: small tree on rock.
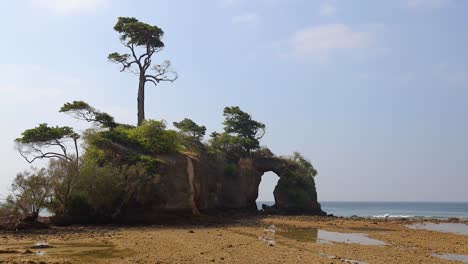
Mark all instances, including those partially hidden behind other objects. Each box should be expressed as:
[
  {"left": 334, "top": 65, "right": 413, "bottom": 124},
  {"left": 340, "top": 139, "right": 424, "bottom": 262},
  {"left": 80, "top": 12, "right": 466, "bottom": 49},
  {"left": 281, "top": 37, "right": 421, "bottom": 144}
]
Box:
[
  {"left": 223, "top": 106, "right": 266, "bottom": 154},
  {"left": 60, "top": 100, "right": 117, "bottom": 129},
  {"left": 173, "top": 118, "right": 206, "bottom": 141}
]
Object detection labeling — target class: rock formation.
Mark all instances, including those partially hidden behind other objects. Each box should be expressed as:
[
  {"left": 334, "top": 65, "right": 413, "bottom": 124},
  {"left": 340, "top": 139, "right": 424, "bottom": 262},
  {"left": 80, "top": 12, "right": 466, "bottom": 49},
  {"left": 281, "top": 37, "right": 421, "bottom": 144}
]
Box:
[{"left": 120, "top": 154, "right": 326, "bottom": 219}]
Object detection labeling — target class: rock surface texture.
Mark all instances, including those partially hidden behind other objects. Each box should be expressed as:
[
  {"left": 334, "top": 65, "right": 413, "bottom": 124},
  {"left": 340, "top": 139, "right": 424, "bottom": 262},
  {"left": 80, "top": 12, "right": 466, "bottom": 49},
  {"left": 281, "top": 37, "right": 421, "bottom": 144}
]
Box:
[{"left": 131, "top": 154, "right": 326, "bottom": 217}]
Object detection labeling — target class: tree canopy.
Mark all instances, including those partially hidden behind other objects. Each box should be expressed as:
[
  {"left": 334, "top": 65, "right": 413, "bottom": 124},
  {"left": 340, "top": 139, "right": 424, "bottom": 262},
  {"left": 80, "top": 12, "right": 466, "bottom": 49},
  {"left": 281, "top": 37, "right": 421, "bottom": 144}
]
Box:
[
  {"left": 60, "top": 101, "right": 117, "bottom": 129},
  {"left": 113, "top": 17, "right": 164, "bottom": 48},
  {"left": 173, "top": 118, "right": 206, "bottom": 140},
  {"left": 11, "top": 168, "right": 52, "bottom": 219},
  {"left": 15, "top": 124, "right": 79, "bottom": 164},
  {"left": 222, "top": 106, "right": 266, "bottom": 153}
]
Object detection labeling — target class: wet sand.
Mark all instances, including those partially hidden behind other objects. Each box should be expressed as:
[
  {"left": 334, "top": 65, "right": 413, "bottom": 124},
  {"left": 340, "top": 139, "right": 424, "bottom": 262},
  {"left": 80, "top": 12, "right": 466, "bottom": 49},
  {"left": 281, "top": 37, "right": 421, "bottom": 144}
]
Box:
[{"left": 0, "top": 216, "right": 467, "bottom": 263}]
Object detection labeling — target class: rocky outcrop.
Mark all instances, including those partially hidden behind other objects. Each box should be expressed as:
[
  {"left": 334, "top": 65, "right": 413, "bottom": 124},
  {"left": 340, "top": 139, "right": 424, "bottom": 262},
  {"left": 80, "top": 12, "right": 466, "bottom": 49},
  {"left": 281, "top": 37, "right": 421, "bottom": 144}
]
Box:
[{"left": 130, "top": 154, "right": 325, "bottom": 217}]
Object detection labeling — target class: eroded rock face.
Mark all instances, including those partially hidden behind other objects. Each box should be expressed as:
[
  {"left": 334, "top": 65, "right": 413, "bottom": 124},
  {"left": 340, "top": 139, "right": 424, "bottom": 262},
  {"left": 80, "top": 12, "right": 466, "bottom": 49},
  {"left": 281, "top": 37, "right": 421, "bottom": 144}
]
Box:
[{"left": 139, "top": 154, "right": 325, "bottom": 216}]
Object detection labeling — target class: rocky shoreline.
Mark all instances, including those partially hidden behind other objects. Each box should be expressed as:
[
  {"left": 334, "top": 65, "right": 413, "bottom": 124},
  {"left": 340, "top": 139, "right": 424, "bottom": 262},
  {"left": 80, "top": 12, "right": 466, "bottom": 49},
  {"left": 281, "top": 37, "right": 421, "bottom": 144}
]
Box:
[{"left": 0, "top": 215, "right": 467, "bottom": 263}]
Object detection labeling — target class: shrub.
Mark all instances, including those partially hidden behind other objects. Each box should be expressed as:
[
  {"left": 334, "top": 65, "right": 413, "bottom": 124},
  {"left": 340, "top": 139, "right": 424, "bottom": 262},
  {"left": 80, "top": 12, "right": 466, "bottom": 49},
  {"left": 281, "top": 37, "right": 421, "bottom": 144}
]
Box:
[{"left": 10, "top": 168, "right": 52, "bottom": 220}]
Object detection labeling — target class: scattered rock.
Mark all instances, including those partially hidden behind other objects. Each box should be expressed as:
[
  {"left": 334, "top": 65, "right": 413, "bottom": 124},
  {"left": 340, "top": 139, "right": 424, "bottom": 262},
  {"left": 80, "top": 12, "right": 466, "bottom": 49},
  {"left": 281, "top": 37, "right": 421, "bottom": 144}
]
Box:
[
  {"left": 31, "top": 242, "right": 54, "bottom": 249},
  {"left": 447, "top": 217, "right": 460, "bottom": 223},
  {"left": 0, "top": 249, "right": 19, "bottom": 254},
  {"left": 22, "top": 249, "right": 33, "bottom": 254}
]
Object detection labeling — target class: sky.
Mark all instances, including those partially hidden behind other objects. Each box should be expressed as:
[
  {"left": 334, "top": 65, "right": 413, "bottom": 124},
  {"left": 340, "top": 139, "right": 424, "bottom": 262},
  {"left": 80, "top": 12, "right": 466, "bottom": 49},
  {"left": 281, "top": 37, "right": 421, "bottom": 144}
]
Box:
[{"left": 0, "top": 0, "right": 467, "bottom": 202}]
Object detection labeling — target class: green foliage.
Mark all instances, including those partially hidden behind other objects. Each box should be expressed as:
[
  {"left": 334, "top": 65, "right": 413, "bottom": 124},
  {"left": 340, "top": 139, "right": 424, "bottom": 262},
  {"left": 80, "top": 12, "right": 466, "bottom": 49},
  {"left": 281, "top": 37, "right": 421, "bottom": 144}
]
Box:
[
  {"left": 16, "top": 123, "right": 77, "bottom": 144},
  {"left": 109, "top": 17, "right": 177, "bottom": 126},
  {"left": 107, "top": 52, "right": 131, "bottom": 63},
  {"left": 60, "top": 101, "right": 117, "bottom": 129},
  {"left": 276, "top": 169, "right": 313, "bottom": 207},
  {"left": 223, "top": 106, "right": 265, "bottom": 142},
  {"left": 274, "top": 152, "right": 318, "bottom": 207},
  {"left": 113, "top": 17, "right": 164, "bottom": 48},
  {"left": 81, "top": 120, "right": 182, "bottom": 172},
  {"left": 208, "top": 132, "right": 246, "bottom": 160},
  {"left": 60, "top": 101, "right": 92, "bottom": 112},
  {"left": 289, "top": 152, "right": 318, "bottom": 178},
  {"left": 47, "top": 159, "right": 79, "bottom": 214},
  {"left": 15, "top": 123, "right": 79, "bottom": 164},
  {"left": 173, "top": 118, "right": 206, "bottom": 140},
  {"left": 208, "top": 107, "right": 266, "bottom": 159},
  {"left": 222, "top": 106, "right": 265, "bottom": 154},
  {"left": 10, "top": 168, "right": 52, "bottom": 219},
  {"left": 252, "top": 147, "right": 274, "bottom": 158},
  {"left": 9, "top": 96, "right": 319, "bottom": 221},
  {"left": 60, "top": 161, "right": 170, "bottom": 221},
  {"left": 127, "top": 120, "right": 182, "bottom": 154},
  {"left": 72, "top": 164, "right": 126, "bottom": 219}
]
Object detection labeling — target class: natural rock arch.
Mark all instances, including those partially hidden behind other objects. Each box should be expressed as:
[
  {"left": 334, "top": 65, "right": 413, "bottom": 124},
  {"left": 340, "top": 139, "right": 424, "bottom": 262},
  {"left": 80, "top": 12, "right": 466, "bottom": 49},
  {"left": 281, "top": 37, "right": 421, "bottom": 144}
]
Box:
[
  {"left": 255, "top": 171, "right": 280, "bottom": 208},
  {"left": 111, "top": 154, "right": 325, "bottom": 222},
  {"left": 248, "top": 157, "right": 325, "bottom": 215}
]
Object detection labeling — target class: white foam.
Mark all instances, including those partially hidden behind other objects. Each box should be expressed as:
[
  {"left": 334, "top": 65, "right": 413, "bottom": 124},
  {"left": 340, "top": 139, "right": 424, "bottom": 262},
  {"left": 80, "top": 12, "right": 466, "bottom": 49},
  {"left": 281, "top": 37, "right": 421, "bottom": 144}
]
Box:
[{"left": 372, "top": 213, "right": 412, "bottom": 218}]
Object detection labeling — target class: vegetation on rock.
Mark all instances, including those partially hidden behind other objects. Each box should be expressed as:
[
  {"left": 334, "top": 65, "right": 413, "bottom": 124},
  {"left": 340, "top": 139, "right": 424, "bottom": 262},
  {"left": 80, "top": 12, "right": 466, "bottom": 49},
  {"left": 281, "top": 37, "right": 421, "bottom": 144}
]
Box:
[{"left": 1, "top": 17, "right": 322, "bottom": 225}]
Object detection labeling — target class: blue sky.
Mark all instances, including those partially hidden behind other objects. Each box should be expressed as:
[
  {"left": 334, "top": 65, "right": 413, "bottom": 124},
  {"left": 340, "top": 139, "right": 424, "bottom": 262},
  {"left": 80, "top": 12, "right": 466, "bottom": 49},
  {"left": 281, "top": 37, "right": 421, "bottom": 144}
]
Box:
[{"left": 0, "top": 0, "right": 467, "bottom": 202}]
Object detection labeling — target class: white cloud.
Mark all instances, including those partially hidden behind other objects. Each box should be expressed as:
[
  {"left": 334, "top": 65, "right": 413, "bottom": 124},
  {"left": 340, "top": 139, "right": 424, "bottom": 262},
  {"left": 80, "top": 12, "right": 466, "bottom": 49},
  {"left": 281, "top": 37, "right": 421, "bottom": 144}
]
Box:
[
  {"left": 292, "top": 24, "right": 372, "bottom": 60},
  {"left": 30, "top": 0, "right": 110, "bottom": 14},
  {"left": 407, "top": 0, "right": 449, "bottom": 8},
  {"left": 319, "top": 2, "right": 336, "bottom": 17},
  {"left": 232, "top": 13, "right": 260, "bottom": 25}
]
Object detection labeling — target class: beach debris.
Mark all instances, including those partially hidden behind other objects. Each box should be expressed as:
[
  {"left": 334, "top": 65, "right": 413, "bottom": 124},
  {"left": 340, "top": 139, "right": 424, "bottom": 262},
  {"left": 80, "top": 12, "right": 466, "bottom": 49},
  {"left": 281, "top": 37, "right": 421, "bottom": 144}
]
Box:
[
  {"left": 31, "top": 242, "right": 54, "bottom": 249},
  {"left": 319, "top": 253, "right": 368, "bottom": 264},
  {"left": 258, "top": 236, "right": 276, "bottom": 246},
  {"left": 264, "top": 225, "right": 276, "bottom": 234}
]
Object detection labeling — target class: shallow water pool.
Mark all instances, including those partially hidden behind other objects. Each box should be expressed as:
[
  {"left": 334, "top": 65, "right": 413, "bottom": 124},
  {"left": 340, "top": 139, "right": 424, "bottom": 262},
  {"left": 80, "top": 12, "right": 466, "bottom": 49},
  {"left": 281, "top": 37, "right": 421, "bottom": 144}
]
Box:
[
  {"left": 407, "top": 223, "right": 468, "bottom": 235},
  {"left": 276, "top": 225, "right": 386, "bottom": 246},
  {"left": 433, "top": 253, "right": 468, "bottom": 263}
]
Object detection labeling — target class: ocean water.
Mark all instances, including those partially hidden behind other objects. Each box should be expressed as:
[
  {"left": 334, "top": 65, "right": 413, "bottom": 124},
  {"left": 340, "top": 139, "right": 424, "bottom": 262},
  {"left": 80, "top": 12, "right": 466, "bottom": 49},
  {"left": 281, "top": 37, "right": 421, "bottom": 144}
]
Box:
[{"left": 256, "top": 201, "right": 468, "bottom": 219}]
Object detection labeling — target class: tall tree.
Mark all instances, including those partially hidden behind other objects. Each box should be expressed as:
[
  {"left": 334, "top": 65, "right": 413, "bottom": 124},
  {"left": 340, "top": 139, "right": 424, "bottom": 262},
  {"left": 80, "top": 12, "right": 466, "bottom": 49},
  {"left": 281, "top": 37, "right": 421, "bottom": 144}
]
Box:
[{"left": 108, "top": 17, "right": 177, "bottom": 126}]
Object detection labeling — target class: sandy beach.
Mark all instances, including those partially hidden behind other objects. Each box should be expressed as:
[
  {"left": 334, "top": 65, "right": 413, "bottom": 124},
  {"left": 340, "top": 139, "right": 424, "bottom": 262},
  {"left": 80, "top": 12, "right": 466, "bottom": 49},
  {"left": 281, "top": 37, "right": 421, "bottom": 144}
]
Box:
[{"left": 0, "top": 216, "right": 467, "bottom": 264}]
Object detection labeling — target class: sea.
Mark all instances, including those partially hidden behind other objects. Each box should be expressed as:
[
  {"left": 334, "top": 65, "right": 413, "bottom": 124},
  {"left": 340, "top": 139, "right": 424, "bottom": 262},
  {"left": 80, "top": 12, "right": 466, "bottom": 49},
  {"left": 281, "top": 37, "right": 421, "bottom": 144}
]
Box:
[{"left": 256, "top": 201, "right": 468, "bottom": 219}]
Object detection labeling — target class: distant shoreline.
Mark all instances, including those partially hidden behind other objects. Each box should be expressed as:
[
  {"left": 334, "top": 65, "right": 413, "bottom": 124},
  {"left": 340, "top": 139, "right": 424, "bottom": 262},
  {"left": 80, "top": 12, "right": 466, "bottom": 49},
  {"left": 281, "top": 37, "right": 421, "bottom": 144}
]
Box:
[{"left": 257, "top": 201, "right": 468, "bottom": 219}]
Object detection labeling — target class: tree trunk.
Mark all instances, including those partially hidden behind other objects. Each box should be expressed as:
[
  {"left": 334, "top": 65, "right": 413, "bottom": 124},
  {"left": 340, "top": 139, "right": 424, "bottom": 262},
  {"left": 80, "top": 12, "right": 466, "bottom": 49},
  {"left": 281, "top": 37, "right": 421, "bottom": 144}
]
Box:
[{"left": 137, "top": 74, "right": 146, "bottom": 126}]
